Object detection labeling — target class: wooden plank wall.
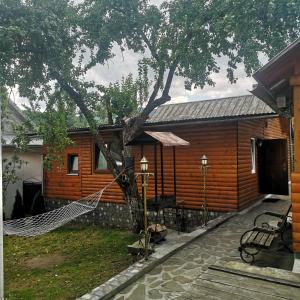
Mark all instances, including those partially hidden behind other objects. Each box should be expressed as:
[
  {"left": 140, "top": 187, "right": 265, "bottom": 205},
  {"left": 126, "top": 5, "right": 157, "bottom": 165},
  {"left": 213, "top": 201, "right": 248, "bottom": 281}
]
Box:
[
  {"left": 237, "top": 117, "right": 289, "bottom": 210},
  {"left": 44, "top": 132, "right": 123, "bottom": 204},
  {"left": 44, "top": 143, "right": 82, "bottom": 200},
  {"left": 45, "top": 122, "right": 239, "bottom": 212},
  {"left": 45, "top": 116, "right": 289, "bottom": 212},
  {"left": 292, "top": 173, "right": 300, "bottom": 252},
  {"left": 136, "top": 123, "right": 239, "bottom": 212}
]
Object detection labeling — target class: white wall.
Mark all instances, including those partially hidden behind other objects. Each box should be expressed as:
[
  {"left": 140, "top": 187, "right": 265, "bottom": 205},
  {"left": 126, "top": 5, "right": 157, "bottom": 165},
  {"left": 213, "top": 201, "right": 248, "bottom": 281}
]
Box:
[{"left": 3, "top": 148, "right": 43, "bottom": 218}]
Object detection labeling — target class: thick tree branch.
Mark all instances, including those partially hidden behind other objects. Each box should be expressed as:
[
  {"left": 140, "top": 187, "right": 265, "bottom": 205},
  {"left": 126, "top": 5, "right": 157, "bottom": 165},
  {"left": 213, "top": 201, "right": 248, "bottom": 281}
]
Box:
[
  {"left": 148, "top": 66, "right": 164, "bottom": 104},
  {"left": 162, "top": 63, "right": 177, "bottom": 97},
  {"left": 142, "top": 62, "right": 177, "bottom": 116},
  {"left": 140, "top": 31, "right": 159, "bottom": 62},
  {"left": 53, "top": 73, "right": 122, "bottom": 181}
]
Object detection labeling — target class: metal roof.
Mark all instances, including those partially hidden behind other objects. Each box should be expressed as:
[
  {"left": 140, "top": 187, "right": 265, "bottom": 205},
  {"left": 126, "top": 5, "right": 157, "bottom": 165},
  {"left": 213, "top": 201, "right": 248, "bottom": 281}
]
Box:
[
  {"left": 63, "top": 94, "right": 276, "bottom": 135},
  {"left": 8, "top": 100, "right": 28, "bottom": 124},
  {"left": 147, "top": 95, "right": 275, "bottom": 124}
]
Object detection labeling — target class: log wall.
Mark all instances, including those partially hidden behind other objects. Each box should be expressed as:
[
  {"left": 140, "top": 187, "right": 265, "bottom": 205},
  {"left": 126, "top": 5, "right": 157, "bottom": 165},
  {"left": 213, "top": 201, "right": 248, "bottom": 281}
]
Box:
[
  {"left": 44, "top": 116, "right": 289, "bottom": 212},
  {"left": 135, "top": 122, "right": 238, "bottom": 212},
  {"left": 44, "top": 132, "right": 123, "bottom": 204},
  {"left": 237, "top": 117, "right": 290, "bottom": 210},
  {"left": 291, "top": 72, "right": 300, "bottom": 252},
  {"left": 292, "top": 173, "right": 300, "bottom": 252}
]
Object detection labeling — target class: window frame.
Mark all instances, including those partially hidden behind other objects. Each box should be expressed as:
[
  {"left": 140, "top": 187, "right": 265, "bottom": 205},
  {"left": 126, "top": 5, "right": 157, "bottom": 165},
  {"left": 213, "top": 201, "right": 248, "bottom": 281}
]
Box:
[
  {"left": 250, "top": 137, "right": 256, "bottom": 174},
  {"left": 94, "top": 143, "right": 109, "bottom": 173},
  {"left": 67, "top": 153, "right": 79, "bottom": 175}
]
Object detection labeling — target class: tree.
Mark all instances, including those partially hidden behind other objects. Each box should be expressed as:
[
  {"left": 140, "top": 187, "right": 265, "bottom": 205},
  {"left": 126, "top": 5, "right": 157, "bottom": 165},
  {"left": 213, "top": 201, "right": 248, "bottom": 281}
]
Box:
[{"left": 1, "top": 0, "right": 299, "bottom": 229}]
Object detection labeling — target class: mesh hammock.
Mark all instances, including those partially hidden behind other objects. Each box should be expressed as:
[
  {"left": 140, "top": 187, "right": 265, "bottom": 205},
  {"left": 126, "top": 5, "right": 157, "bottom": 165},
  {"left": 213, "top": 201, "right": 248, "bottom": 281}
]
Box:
[{"left": 4, "top": 171, "right": 123, "bottom": 237}]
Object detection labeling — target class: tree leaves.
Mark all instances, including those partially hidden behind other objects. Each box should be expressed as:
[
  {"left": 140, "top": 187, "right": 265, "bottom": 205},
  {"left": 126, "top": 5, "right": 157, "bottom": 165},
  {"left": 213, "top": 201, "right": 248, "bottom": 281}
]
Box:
[
  {"left": 0, "top": 0, "right": 299, "bottom": 198},
  {"left": 1, "top": 0, "right": 299, "bottom": 103}
]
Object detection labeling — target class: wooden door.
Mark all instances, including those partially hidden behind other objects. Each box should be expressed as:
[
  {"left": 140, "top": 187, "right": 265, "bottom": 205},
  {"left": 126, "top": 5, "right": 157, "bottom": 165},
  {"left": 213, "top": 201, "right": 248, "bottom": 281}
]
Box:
[{"left": 258, "top": 139, "right": 289, "bottom": 195}]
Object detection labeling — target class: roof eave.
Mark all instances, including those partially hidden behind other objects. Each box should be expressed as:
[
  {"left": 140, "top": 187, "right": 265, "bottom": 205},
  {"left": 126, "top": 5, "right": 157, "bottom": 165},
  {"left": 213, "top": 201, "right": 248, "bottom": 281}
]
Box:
[
  {"left": 250, "top": 84, "right": 279, "bottom": 112},
  {"left": 253, "top": 37, "right": 300, "bottom": 79},
  {"left": 64, "top": 113, "right": 280, "bottom": 135},
  {"left": 144, "top": 113, "right": 279, "bottom": 128}
]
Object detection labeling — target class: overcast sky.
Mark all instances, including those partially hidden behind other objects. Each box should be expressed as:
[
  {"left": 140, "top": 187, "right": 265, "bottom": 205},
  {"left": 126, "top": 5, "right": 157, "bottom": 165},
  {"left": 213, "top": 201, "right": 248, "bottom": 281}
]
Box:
[
  {"left": 85, "top": 45, "right": 257, "bottom": 105},
  {"left": 12, "top": 48, "right": 257, "bottom": 109},
  {"left": 11, "top": 0, "right": 260, "bottom": 109}
]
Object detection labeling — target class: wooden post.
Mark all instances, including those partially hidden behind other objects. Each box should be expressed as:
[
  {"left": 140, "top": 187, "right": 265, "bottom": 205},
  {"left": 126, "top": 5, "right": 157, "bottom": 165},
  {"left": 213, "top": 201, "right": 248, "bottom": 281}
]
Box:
[
  {"left": 160, "top": 143, "right": 164, "bottom": 196},
  {"left": 291, "top": 68, "right": 300, "bottom": 172},
  {"left": 290, "top": 63, "right": 300, "bottom": 252},
  {"left": 142, "top": 173, "right": 149, "bottom": 260},
  {"left": 154, "top": 144, "right": 157, "bottom": 202},
  {"left": 173, "top": 146, "right": 176, "bottom": 199}
]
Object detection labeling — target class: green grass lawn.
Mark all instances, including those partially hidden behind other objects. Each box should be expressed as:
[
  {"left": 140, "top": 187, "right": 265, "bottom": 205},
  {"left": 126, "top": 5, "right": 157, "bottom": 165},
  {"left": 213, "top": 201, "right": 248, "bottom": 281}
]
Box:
[{"left": 4, "top": 225, "right": 136, "bottom": 300}]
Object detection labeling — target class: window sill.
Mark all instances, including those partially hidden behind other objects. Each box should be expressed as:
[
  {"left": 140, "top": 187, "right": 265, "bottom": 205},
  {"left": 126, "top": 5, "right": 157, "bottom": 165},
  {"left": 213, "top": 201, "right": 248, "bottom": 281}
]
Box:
[
  {"left": 67, "top": 173, "right": 79, "bottom": 176},
  {"left": 94, "top": 169, "right": 111, "bottom": 174}
]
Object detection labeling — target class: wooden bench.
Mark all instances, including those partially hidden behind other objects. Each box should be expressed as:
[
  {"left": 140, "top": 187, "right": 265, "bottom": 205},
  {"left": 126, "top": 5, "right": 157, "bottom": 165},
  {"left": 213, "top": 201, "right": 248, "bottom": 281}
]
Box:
[{"left": 238, "top": 204, "right": 292, "bottom": 263}]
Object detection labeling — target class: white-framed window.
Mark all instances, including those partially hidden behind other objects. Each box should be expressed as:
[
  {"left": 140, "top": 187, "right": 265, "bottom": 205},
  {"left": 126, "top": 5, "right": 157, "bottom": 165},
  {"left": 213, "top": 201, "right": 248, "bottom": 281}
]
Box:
[
  {"left": 250, "top": 138, "right": 256, "bottom": 174},
  {"left": 68, "top": 154, "right": 79, "bottom": 174}
]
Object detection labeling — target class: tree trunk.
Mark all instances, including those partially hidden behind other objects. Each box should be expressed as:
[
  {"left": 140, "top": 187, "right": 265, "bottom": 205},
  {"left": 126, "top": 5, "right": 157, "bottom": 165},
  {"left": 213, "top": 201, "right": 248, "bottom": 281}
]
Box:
[
  {"left": 56, "top": 74, "right": 158, "bottom": 232},
  {"left": 119, "top": 118, "right": 147, "bottom": 232}
]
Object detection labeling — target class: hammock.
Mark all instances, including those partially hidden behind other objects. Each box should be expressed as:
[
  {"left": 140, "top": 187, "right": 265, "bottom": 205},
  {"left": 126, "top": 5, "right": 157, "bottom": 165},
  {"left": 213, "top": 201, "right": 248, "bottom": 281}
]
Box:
[{"left": 3, "top": 171, "right": 123, "bottom": 237}]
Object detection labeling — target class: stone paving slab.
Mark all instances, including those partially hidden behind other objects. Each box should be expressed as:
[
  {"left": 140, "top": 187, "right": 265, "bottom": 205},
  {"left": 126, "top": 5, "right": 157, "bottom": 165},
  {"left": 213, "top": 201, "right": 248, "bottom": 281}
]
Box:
[
  {"left": 113, "top": 198, "right": 298, "bottom": 300},
  {"left": 77, "top": 212, "right": 235, "bottom": 300}
]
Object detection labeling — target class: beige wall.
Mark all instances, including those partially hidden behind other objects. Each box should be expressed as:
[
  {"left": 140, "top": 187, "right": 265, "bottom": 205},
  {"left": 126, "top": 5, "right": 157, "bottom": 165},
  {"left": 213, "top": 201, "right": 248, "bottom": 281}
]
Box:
[{"left": 3, "top": 147, "right": 43, "bottom": 218}]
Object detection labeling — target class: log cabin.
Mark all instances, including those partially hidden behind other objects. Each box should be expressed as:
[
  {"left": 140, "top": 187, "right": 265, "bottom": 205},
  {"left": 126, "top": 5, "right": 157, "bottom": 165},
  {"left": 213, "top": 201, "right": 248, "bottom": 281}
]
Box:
[
  {"left": 44, "top": 94, "right": 290, "bottom": 230},
  {"left": 251, "top": 37, "right": 300, "bottom": 271}
]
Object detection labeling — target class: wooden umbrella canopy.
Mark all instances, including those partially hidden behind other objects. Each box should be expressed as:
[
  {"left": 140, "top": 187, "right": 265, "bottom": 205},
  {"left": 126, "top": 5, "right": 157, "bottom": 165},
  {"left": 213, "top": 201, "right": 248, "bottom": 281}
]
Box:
[{"left": 127, "top": 131, "right": 190, "bottom": 209}]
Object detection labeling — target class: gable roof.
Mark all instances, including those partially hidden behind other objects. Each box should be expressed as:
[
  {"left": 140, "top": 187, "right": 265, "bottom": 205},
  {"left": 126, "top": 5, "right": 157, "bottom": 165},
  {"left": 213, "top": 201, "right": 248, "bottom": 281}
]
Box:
[
  {"left": 66, "top": 94, "right": 277, "bottom": 134},
  {"left": 8, "top": 100, "right": 27, "bottom": 124},
  {"left": 3, "top": 100, "right": 43, "bottom": 147},
  {"left": 147, "top": 94, "right": 275, "bottom": 125}
]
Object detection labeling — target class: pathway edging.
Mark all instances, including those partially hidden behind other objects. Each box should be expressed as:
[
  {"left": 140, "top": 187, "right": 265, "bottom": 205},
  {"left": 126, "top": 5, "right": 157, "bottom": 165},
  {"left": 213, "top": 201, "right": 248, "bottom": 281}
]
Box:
[{"left": 78, "top": 212, "right": 236, "bottom": 300}]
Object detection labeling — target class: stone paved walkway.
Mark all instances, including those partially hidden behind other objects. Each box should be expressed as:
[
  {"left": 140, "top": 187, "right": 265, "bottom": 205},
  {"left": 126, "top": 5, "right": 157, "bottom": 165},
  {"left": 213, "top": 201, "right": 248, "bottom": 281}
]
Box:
[{"left": 113, "top": 199, "right": 298, "bottom": 300}]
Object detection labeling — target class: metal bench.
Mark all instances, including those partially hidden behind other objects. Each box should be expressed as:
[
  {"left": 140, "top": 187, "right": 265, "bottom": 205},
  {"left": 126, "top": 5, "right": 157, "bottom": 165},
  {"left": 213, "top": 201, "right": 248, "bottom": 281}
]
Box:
[{"left": 238, "top": 204, "right": 292, "bottom": 263}]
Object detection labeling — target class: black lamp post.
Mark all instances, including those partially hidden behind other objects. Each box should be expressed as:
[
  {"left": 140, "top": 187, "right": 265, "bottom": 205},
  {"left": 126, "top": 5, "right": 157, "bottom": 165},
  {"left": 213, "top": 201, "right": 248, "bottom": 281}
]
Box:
[{"left": 140, "top": 156, "right": 149, "bottom": 260}]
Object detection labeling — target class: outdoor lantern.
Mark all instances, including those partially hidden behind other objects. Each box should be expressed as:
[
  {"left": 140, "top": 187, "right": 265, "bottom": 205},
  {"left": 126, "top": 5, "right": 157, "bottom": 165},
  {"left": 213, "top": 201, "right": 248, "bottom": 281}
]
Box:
[
  {"left": 140, "top": 156, "right": 148, "bottom": 172},
  {"left": 201, "top": 155, "right": 208, "bottom": 166}
]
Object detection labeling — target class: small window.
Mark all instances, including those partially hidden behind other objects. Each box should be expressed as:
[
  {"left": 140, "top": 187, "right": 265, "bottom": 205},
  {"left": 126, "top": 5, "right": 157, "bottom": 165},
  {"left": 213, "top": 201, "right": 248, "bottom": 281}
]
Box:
[
  {"left": 250, "top": 138, "right": 256, "bottom": 174},
  {"left": 68, "top": 154, "right": 79, "bottom": 174},
  {"left": 95, "top": 144, "right": 108, "bottom": 171}
]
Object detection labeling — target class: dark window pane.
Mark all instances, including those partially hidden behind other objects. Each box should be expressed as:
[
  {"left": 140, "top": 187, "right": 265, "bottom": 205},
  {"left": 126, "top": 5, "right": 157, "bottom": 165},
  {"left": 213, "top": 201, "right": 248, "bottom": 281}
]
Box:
[{"left": 68, "top": 155, "right": 78, "bottom": 174}]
